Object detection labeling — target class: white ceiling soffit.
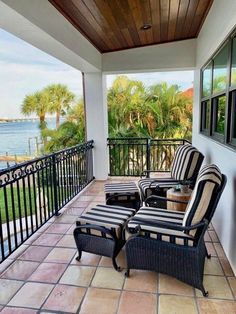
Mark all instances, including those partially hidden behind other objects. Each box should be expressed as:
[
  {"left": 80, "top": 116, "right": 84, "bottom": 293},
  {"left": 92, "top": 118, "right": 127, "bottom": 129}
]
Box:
[{"left": 102, "top": 39, "right": 196, "bottom": 73}]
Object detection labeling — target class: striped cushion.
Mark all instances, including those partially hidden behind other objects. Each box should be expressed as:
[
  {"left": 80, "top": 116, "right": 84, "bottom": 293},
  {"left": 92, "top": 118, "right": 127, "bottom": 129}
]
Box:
[
  {"left": 104, "top": 182, "right": 139, "bottom": 194},
  {"left": 127, "top": 207, "right": 194, "bottom": 246},
  {"left": 183, "top": 165, "right": 222, "bottom": 235},
  {"left": 77, "top": 204, "right": 136, "bottom": 239},
  {"left": 138, "top": 176, "right": 177, "bottom": 199},
  {"left": 171, "top": 144, "right": 203, "bottom": 180},
  {"left": 138, "top": 145, "right": 203, "bottom": 200}
]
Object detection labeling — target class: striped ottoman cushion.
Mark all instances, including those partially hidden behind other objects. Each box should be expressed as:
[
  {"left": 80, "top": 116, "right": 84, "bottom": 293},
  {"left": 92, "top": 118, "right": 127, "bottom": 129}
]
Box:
[
  {"left": 127, "top": 207, "right": 194, "bottom": 246},
  {"left": 77, "top": 204, "right": 136, "bottom": 239},
  {"left": 104, "top": 182, "right": 139, "bottom": 195},
  {"left": 104, "top": 182, "right": 140, "bottom": 208}
]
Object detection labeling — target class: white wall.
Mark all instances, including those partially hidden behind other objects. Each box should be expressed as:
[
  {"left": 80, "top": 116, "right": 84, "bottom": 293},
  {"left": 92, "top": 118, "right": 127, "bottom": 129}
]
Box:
[
  {"left": 193, "top": 0, "right": 236, "bottom": 274},
  {"left": 103, "top": 39, "right": 196, "bottom": 73},
  {"left": 83, "top": 73, "right": 108, "bottom": 180}
]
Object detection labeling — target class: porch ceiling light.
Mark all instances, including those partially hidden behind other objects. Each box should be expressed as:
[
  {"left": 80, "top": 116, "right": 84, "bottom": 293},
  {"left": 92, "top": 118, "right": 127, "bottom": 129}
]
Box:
[{"left": 140, "top": 23, "right": 152, "bottom": 30}]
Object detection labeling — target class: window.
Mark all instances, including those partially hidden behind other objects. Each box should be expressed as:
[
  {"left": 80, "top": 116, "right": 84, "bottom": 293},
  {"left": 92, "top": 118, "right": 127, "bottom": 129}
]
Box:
[
  {"left": 230, "top": 91, "right": 236, "bottom": 144},
  {"left": 201, "top": 100, "right": 210, "bottom": 132},
  {"left": 231, "top": 38, "right": 236, "bottom": 86},
  {"left": 212, "top": 95, "right": 226, "bottom": 137},
  {"left": 200, "top": 32, "right": 236, "bottom": 149},
  {"left": 202, "top": 64, "right": 212, "bottom": 97},
  {"left": 213, "top": 43, "right": 228, "bottom": 94}
]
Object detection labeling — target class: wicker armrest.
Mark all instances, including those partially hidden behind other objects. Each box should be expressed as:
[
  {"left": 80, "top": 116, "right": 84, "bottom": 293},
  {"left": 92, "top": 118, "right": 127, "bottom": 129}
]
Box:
[
  {"left": 74, "top": 224, "right": 117, "bottom": 240},
  {"left": 127, "top": 217, "right": 207, "bottom": 233},
  {"left": 123, "top": 217, "right": 208, "bottom": 243},
  {"left": 145, "top": 195, "right": 188, "bottom": 206}
]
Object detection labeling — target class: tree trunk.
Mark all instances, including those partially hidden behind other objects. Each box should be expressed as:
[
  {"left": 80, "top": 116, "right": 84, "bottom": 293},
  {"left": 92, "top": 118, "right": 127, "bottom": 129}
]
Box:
[
  {"left": 56, "top": 111, "right": 60, "bottom": 129},
  {"left": 39, "top": 115, "right": 46, "bottom": 130}
]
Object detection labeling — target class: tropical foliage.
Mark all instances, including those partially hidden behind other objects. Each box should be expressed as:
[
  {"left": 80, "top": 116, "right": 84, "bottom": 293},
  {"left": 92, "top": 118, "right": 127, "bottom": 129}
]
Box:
[
  {"left": 44, "top": 84, "right": 75, "bottom": 128},
  {"left": 21, "top": 76, "right": 193, "bottom": 154},
  {"left": 21, "top": 91, "right": 50, "bottom": 129},
  {"left": 21, "top": 84, "right": 76, "bottom": 129},
  {"left": 42, "top": 100, "right": 85, "bottom": 152},
  {"left": 107, "top": 76, "right": 192, "bottom": 140}
]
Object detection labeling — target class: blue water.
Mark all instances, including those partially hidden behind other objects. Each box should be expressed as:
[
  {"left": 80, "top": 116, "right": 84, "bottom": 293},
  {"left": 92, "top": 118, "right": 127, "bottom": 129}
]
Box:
[{"left": 0, "top": 119, "right": 56, "bottom": 169}]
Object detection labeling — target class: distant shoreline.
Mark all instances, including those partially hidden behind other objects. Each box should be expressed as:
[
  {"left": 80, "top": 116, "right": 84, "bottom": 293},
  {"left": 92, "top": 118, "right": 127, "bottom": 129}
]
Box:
[{"left": 0, "top": 117, "right": 54, "bottom": 123}]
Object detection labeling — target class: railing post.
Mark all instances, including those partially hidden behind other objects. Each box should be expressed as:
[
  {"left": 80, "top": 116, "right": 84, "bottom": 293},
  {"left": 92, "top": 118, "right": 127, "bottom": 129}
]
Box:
[
  {"left": 146, "top": 138, "right": 151, "bottom": 178},
  {"left": 52, "top": 154, "right": 59, "bottom": 216}
]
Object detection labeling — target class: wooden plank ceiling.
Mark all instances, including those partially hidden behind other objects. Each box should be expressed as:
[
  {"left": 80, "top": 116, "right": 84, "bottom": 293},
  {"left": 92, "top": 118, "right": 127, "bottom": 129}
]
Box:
[{"left": 49, "top": 0, "right": 213, "bottom": 53}]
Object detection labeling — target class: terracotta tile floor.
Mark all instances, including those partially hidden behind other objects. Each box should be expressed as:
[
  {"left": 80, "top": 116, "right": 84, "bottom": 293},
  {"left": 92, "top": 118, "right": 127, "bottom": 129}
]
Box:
[{"left": 0, "top": 178, "right": 236, "bottom": 314}]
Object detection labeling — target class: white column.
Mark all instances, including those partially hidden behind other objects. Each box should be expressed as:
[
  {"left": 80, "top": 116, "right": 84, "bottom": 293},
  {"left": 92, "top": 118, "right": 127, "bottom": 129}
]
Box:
[{"left": 83, "top": 72, "right": 108, "bottom": 180}]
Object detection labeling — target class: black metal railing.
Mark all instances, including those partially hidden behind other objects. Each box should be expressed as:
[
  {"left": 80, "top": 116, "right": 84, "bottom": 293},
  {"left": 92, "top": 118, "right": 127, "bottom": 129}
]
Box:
[
  {"left": 108, "top": 138, "right": 191, "bottom": 176},
  {"left": 0, "top": 140, "right": 94, "bottom": 263}
]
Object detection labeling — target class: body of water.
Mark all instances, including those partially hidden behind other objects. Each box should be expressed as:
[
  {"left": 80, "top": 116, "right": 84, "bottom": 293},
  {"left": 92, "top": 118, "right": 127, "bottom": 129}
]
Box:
[{"left": 0, "top": 119, "right": 56, "bottom": 169}]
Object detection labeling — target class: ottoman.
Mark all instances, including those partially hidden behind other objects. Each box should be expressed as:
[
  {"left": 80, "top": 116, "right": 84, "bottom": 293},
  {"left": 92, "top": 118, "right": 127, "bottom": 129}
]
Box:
[
  {"left": 74, "top": 204, "right": 136, "bottom": 271},
  {"left": 104, "top": 182, "right": 141, "bottom": 210}
]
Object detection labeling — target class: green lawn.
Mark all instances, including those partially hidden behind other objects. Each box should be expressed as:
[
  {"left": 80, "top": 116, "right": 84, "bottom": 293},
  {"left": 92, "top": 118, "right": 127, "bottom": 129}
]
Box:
[
  {"left": 0, "top": 186, "right": 36, "bottom": 223},
  {"left": 0, "top": 184, "right": 78, "bottom": 224}
]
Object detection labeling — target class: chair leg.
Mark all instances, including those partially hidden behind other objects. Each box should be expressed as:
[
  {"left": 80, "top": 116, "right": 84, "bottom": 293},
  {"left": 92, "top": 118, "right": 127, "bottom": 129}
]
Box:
[
  {"left": 112, "top": 256, "right": 121, "bottom": 272},
  {"left": 206, "top": 251, "right": 211, "bottom": 259},
  {"left": 125, "top": 269, "right": 130, "bottom": 277},
  {"left": 76, "top": 250, "right": 82, "bottom": 261},
  {"left": 200, "top": 284, "right": 209, "bottom": 297},
  {"left": 205, "top": 243, "right": 211, "bottom": 259}
]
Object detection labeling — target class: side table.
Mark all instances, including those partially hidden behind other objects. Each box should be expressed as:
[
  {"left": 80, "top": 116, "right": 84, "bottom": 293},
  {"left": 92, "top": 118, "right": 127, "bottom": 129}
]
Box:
[{"left": 167, "top": 187, "right": 192, "bottom": 212}]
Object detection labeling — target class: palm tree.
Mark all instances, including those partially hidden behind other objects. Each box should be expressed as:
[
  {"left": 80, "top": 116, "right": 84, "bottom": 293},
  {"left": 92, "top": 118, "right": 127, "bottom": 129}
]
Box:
[
  {"left": 107, "top": 76, "right": 146, "bottom": 137},
  {"left": 42, "top": 101, "right": 85, "bottom": 153},
  {"left": 145, "top": 83, "right": 191, "bottom": 139},
  {"left": 21, "top": 91, "right": 50, "bottom": 129},
  {"left": 44, "top": 84, "right": 75, "bottom": 128}
]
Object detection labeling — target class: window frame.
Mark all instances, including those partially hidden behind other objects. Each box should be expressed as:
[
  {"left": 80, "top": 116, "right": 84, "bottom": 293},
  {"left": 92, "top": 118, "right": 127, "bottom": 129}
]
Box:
[{"left": 200, "top": 31, "right": 236, "bottom": 150}]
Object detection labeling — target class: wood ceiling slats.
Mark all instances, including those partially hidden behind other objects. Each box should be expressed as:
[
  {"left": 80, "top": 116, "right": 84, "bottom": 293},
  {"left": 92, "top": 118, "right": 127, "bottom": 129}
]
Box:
[
  {"left": 81, "top": 0, "right": 121, "bottom": 49},
  {"left": 93, "top": 0, "right": 128, "bottom": 49},
  {"left": 168, "top": 0, "right": 180, "bottom": 41},
  {"left": 174, "top": 0, "right": 190, "bottom": 39},
  {"left": 160, "top": 0, "right": 170, "bottom": 42},
  {"left": 71, "top": 0, "right": 113, "bottom": 50},
  {"left": 49, "top": 0, "right": 214, "bottom": 53},
  {"left": 115, "top": 0, "right": 141, "bottom": 47},
  {"left": 189, "top": 0, "right": 213, "bottom": 37},
  {"left": 128, "top": 0, "right": 147, "bottom": 45},
  {"left": 181, "top": 0, "right": 199, "bottom": 39},
  {"left": 106, "top": 0, "right": 133, "bottom": 48},
  {"left": 150, "top": 0, "right": 161, "bottom": 43}
]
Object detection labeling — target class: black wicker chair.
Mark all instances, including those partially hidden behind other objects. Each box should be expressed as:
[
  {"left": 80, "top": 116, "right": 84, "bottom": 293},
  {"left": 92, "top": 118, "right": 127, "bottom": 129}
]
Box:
[
  {"left": 124, "top": 164, "right": 226, "bottom": 296},
  {"left": 138, "top": 144, "right": 204, "bottom": 203}
]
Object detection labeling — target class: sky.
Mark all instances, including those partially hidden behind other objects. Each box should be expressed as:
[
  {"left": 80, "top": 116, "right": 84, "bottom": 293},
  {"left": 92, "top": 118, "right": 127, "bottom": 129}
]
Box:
[{"left": 0, "top": 28, "right": 193, "bottom": 118}]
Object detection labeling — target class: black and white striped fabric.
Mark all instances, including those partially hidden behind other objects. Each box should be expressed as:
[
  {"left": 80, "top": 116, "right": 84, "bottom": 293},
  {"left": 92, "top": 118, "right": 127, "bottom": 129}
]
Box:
[
  {"left": 77, "top": 204, "right": 136, "bottom": 239},
  {"left": 126, "top": 207, "right": 194, "bottom": 246},
  {"left": 138, "top": 177, "right": 178, "bottom": 200},
  {"left": 104, "top": 182, "right": 139, "bottom": 194},
  {"left": 183, "top": 164, "right": 222, "bottom": 235},
  {"left": 138, "top": 144, "right": 203, "bottom": 200},
  {"left": 171, "top": 144, "right": 202, "bottom": 180}
]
